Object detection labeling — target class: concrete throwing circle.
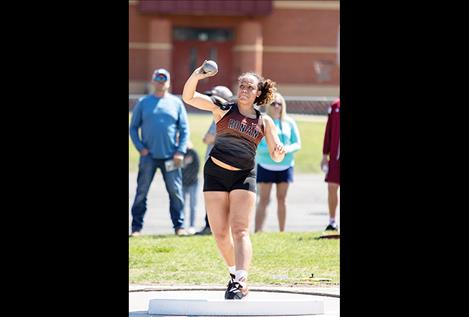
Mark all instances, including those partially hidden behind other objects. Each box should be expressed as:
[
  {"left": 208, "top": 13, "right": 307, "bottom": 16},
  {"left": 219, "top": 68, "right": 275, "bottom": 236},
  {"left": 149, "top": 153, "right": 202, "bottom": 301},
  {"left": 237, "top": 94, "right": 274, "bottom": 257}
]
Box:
[{"left": 146, "top": 290, "right": 324, "bottom": 316}]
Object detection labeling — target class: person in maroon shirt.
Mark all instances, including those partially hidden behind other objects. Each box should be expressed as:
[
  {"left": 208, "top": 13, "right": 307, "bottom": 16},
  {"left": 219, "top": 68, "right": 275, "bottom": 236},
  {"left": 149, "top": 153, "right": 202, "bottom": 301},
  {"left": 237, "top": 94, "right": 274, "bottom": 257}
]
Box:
[
  {"left": 182, "top": 61, "right": 285, "bottom": 300},
  {"left": 321, "top": 99, "right": 340, "bottom": 231}
]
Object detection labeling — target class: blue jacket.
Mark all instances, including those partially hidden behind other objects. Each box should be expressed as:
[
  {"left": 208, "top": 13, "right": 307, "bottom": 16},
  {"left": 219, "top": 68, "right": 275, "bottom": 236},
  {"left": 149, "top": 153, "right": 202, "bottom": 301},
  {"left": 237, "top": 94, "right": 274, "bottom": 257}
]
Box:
[{"left": 130, "top": 93, "right": 189, "bottom": 159}]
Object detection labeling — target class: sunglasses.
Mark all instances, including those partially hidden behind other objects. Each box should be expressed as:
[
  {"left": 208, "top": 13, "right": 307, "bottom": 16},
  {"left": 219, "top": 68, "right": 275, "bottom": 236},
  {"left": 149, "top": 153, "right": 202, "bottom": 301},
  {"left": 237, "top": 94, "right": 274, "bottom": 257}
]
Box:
[
  {"left": 270, "top": 102, "right": 282, "bottom": 107},
  {"left": 154, "top": 75, "right": 168, "bottom": 82}
]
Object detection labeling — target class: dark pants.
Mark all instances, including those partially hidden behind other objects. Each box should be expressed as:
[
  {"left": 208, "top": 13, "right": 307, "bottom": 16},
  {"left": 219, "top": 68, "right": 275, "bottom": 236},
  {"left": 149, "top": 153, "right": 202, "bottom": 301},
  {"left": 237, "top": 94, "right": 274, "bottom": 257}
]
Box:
[
  {"left": 182, "top": 180, "right": 199, "bottom": 227},
  {"left": 131, "top": 155, "right": 184, "bottom": 232},
  {"left": 204, "top": 214, "right": 210, "bottom": 229}
]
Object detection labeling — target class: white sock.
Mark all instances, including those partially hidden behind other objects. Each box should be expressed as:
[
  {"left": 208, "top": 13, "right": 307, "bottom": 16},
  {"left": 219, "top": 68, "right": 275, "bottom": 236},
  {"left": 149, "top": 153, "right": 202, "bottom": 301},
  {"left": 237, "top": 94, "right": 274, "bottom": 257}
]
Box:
[
  {"left": 228, "top": 266, "right": 236, "bottom": 276},
  {"left": 234, "top": 270, "right": 248, "bottom": 283},
  {"left": 329, "top": 218, "right": 336, "bottom": 226}
]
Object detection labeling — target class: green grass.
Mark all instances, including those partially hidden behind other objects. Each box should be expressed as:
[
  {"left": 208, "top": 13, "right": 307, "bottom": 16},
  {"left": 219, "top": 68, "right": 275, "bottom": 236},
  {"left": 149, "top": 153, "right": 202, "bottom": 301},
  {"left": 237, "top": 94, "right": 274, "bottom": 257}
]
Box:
[
  {"left": 129, "top": 113, "right": 326, "bottom": 173},
  {"left": 294, "top": 119, "right": 327, "bottom": 173},
  {"left": 129, "top": 232, "right": 339, "bottom": 286}
]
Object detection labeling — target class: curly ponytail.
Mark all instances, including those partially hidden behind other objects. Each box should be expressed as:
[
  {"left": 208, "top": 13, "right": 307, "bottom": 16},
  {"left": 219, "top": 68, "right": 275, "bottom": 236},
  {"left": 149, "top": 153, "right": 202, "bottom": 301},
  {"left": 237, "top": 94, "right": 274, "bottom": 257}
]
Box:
[{"left": 238, "top": 72, "right": 277, "bottom": 106}]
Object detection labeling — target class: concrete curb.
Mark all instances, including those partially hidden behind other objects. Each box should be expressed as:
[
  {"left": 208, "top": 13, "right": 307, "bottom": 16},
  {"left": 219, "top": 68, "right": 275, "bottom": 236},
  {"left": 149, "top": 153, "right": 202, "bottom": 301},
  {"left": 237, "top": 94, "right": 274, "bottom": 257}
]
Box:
[{"left": 129, "top": 285, "right": 340, "bottom": 298}]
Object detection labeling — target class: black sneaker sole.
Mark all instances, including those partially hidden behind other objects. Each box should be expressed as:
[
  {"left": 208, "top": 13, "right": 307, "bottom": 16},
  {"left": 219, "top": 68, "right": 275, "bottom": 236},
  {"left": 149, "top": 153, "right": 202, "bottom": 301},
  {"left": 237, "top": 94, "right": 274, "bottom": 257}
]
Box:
[
  {"left": 225, "top": 281, "right": 248, "bottom": 300},
  {"left": 224, "top": 274, "right": 236, "bottom": 299}
]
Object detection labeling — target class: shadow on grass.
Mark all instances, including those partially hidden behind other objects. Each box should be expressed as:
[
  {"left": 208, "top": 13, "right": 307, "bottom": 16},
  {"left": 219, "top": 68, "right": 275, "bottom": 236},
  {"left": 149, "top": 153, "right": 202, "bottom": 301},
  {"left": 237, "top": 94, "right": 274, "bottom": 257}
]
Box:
[{"left": 130, "top": 234, "right": 212, "bottom": 240}]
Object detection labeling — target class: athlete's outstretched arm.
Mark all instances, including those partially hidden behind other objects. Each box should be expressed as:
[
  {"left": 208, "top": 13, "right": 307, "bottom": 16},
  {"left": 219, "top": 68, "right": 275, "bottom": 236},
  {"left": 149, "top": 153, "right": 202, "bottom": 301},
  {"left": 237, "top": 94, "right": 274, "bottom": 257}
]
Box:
[{"left": 263, "top": 115, "right": 286, "bottom": 162}]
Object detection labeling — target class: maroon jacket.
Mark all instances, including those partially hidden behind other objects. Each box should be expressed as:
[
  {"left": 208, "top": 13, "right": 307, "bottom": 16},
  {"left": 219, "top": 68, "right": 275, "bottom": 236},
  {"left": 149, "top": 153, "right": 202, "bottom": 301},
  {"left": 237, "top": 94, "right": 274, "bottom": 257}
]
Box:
[{"left": 323, "top": 99, "right": 340, "bottom": 161}]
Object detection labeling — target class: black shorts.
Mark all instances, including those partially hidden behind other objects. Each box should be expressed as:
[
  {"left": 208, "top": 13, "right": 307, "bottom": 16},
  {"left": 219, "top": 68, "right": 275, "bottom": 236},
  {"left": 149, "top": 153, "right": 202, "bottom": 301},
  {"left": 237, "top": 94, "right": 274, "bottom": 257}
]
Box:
[
  {"left": 203, "top": 157, "right": 257, "bottom": 193},
  {"left": 256, "top": 164, "right": 294, "bottom": 183}
]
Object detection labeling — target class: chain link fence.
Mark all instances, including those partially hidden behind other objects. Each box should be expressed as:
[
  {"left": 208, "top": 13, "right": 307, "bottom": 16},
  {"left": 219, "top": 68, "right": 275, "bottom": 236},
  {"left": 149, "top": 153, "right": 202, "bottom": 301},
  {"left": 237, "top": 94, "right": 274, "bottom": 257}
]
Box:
[{"left": 129, "top": 95, "right": 337, "bottom": 115}]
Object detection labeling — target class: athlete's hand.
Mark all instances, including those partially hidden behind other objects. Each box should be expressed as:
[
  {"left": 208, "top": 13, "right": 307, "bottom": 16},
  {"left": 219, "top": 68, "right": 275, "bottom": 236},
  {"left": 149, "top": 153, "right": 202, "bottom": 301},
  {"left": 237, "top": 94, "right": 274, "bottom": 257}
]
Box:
[
  {"left": 191, "top": 60, "right": 217, "bottom": 80},
  {"left": 272, "top": 143, "right": 286, "bottom": 161}
]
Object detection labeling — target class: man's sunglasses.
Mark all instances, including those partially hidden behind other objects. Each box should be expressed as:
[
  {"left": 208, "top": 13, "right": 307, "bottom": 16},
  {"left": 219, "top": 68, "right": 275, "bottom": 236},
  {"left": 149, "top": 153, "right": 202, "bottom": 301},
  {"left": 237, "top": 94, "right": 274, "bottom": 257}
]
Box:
[{"left": 154, "top": 75, "right": 168, "bottom": 82}]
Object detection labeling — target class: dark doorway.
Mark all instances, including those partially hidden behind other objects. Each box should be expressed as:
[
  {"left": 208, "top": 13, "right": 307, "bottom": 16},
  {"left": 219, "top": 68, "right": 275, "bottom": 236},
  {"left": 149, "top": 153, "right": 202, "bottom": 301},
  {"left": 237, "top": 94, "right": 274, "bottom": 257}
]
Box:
[{"left": 171, "top": 27, "right": 234, "bottom": 94}]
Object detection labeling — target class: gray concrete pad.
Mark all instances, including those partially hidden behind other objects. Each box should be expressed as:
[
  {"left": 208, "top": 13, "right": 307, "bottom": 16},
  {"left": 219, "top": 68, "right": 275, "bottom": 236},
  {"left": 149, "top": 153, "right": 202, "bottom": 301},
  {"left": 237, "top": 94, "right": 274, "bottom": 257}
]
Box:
[{"left": 129, "top": 290, "right": 339, "bottom": 316}]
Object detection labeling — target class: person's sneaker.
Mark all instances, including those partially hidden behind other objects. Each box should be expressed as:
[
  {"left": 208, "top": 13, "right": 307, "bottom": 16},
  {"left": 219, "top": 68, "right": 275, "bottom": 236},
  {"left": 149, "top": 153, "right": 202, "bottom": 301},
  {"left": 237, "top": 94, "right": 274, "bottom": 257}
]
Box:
[
  {"left": 325, "top": 224, "right": 338, "bottom": 231},
  {"left": 187, "top": 227, "right": 196, "bottom": 235},
  {"left": 175, "top": 228, "right": 188, "bottom": 236},
  {"left": 224, "top": 274, "right": 236, "bottom": 299},
  {"left": 195, "top": 226, "right": 212, "bottom": 235},
  {"left": 129, "top": 231, "right": 141, "bottom": 237},
  {"left": 225, "top": 280, "right": 249, "bottom": 300}
]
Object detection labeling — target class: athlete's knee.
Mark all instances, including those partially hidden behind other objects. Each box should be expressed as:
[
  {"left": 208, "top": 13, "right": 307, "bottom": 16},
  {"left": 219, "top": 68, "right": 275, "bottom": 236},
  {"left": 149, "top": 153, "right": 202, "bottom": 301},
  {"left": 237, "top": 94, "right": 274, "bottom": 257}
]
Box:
[
  {"left": 231, "top": 226, "right": 250, "bottom": 240},
  {"left": 212, "top": 227, "right": 231, "bottom": 241}
]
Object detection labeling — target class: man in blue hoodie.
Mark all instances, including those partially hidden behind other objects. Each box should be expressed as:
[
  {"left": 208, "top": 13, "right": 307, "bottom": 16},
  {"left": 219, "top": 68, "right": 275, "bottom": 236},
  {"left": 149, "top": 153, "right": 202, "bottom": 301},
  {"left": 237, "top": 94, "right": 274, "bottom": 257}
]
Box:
[{"left": 129, "top": 68, "right": 189, "bottom": 236}]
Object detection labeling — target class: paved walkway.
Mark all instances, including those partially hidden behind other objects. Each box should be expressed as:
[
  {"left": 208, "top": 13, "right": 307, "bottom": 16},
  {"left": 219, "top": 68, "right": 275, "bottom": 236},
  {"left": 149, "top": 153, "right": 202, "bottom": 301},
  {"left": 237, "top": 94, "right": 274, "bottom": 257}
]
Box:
[{"left": 129, "top": 172, "right": 340, "bottom": 234}]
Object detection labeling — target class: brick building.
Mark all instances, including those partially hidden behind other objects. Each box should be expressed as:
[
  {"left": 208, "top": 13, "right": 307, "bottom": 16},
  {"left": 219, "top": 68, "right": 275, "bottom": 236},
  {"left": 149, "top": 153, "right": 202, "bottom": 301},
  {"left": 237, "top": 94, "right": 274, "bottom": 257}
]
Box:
[{"left": 129, "top": 0, "right": 339, "bottom": 98}]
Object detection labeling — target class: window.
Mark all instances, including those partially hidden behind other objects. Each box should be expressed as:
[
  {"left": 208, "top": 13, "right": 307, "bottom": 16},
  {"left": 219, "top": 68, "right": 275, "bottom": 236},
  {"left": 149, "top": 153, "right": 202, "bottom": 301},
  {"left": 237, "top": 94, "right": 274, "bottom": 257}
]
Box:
[
  {"left": 173, "top": 27, "right": 233, "bottom": 42},
  {"left": 314, "top": 60, "right": 335, "bottom": 83}
]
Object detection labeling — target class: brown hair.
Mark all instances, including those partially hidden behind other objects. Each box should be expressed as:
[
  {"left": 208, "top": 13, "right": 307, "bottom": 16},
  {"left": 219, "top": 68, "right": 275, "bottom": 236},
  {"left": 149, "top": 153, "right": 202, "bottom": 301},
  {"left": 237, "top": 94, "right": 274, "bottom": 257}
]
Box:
[{"left": 238, "top": 72, "right": 277, "bottom": 106}]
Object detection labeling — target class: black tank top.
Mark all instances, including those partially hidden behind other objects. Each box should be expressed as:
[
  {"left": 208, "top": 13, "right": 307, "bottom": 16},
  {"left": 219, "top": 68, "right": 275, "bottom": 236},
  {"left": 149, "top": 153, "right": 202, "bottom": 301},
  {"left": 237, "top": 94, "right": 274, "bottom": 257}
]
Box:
[{"left": 209, "top": 104, "right": 265, "bottom": 170}]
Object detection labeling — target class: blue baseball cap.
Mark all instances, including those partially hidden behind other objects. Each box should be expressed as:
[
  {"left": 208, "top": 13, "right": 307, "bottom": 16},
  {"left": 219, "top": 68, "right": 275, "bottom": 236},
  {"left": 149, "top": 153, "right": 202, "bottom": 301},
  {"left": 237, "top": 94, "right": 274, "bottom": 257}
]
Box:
[{"left": 152, "top": 68, "right": 170, "bottom": 82}]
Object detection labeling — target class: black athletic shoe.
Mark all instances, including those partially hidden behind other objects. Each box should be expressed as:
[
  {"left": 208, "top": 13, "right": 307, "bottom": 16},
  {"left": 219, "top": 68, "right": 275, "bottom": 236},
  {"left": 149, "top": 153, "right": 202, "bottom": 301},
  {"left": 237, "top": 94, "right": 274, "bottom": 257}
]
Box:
[
  {"left": 225, "top": 281, "right": 249, "bottom": 300},
  {"left": 195, "top": 226, "right": 212, "bottom": 235},
  {"left": 325, "top": 224, "right": 338, "bottom": 231},
  {"left": 224, "top": 274, "right": 236, "bottom": 299}
]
